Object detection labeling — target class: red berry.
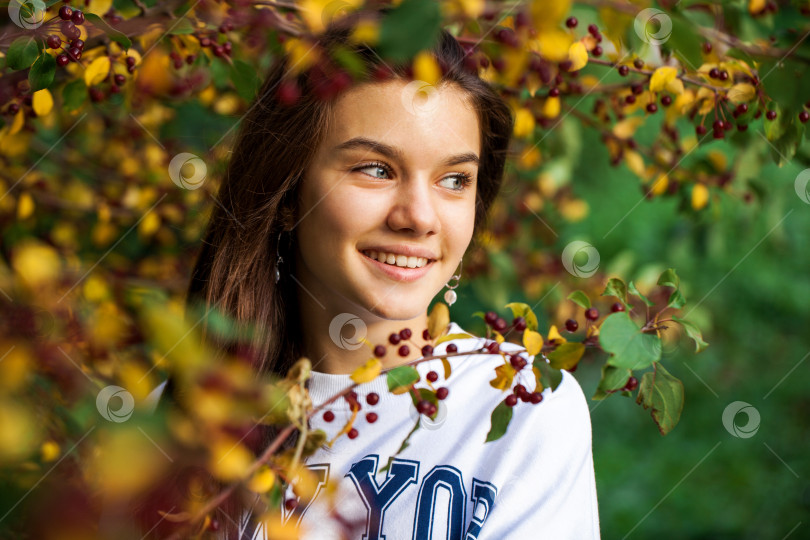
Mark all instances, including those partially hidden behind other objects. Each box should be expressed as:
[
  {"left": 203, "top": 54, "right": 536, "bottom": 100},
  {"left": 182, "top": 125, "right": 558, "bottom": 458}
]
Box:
[
  {"left": 661, "top": 95, "right": 672, "bottom": 106},
  {"left": 446, "top": 343, "right": 458, "bottom": 354},
  {"left": 623, "top": 376, "right": 639, "bottom": 392},
  {"left": 398, "top": 344, "right": 410, "bottom": 357},
  {"left": 633, "top": 58, "right": 644, "bottom": 69},
  {"left": 702, "top": 42, "right": 712, "bottom": 54},
  {"left": 565, "top": 319, "right": 579, "bottom": 332},
  {"left": 348, "top": 428, "right": 359, "bottom": 439},
  {"left": 199, "top": 36, "right": 211, "bottom": 47},
  {"left": 494, "top": 318, "right": 507, "bottom": 332},
  {"left": 646, "top": 103, "right": 658, "bottom": 113},
  {"left": 736, "top": 103, "right": 748, "bottom": 114},
  {"left": 399, "top": 328, "right": 412, "bottom": 340},
  {"left": 56, "top": 54, "right": 69, "bottom": 67},
  {"left": 71, "top": 10, "right": 85, "bottom": 25},
  {"left": 484, "top": 311, "right": 498, "bottom": 325},
  {"left": 436, "top": 387, "right": 449, "bottom": 400},
  {"left": 713, "top": 128, "right": 724, "bottom": 139},
  {"left": 719, "top": 70, "right": 729, "bottom": 81},
  {"left": 799, "top": 111, "right": 809, "bottom": 123},
  {"left": 610, "top": 302, "right": 625, "bottom": 313},
  {"left": 47, "top": 35, "right": 61, "bottom": 49},
  {"left": 708, "top": 67, "right": 720, "bottom": 79},
  {"left": 631, "top": 83, "right": 643, "bottom": 95},
  {"left": 587, "top": 23, "right": 599, "bottom": 37},
  {"left": 514, "top": 384, "right": 527, "bottom": 397},
  {"left": 58, "top": 5, "right": 72, "bottom": 20},
  {"left": 7, "top": 103, "right": 20, "bottom": 115},
  {"left": 548, "top": 87, "right": 560, "bottom": 97},
  {"left": 505, "top": 395, "right": 518, "bottom": 407},
  {"left": 416, "top": 400, "right": 431, "bottom": 414},
  {"left": 422, "top": 328, "right": 430, "bottom": 340},
  {"left": 737, "top": 123, "right": 748, "bottom": 131},
  {"left": 285, "top": 498, "right": 297, "bottom": 511},
  {"left": 486, "top": 341, "right": 500, "bottom": 354},
  {"left": 766, "top": 110, "right": 777, "bottom": 120},
  {"left": 213, "top": 45, "right": 225, "bottom": 57},
  {"left": 277, "top": 79, "right": 300, "bottom": 106},
  {"left": 722, "top": 120, "right": 733, "bottom": 130},
  {"left": 585, "top": 308, "right": 599, "bottom": 321},
  {"left": 618, "top": 65, "right": 629, "bottom": 76},
  {"left": 625, "top": 95, "right": 636, "bottom": 105},
  {"left": 388, "top": 333, "right": 401, "bottom": 345},
  {"left": 513, "top": 317, "right": 527, "bottom": 332},
  {"left": 509, "top": 354, "right": 527, "bottom": 371},
  {"left": 89, "top": 88, "right": 105, "bottom": 102},
  {"left": 592, "top": 46, "right": 602, "bottom": 57},
  {"left": 366, "top": 412, "right": 378, "bottom": 423},
  {"left": 566, "top": 16, "right": 578, "bottom": 28},
  {"left": 696, "top": 125, "right": 707, "bottom": 135},
  {"left": 126, "top": 56, "right": 136, "bottom": 67},
  {"left": 323, "top": 410, "right": 335, "bottom": 422},
  {"left": 529, "top": 392, "right": 543, "bottom": 404},
  {"left": 373, "top": 345, "right": 386, "bottom": 358},
  {"left": 426, "top": 371, "right": 439, "bottom": 382},
  {"left": 366, "top": 392, "right": 379, "bottom": 406}
]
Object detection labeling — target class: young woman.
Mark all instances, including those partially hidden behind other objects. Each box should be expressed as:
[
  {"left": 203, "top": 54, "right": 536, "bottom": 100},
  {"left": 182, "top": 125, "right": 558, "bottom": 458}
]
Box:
[{"left": 182, "top": 12, "right": 600, "bottom": 540}]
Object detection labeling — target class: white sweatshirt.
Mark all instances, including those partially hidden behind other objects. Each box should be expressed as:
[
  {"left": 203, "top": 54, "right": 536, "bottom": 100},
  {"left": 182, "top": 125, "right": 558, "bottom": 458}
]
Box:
[{"left": 239, "top": 321, "right": 601, "bottom": 539}]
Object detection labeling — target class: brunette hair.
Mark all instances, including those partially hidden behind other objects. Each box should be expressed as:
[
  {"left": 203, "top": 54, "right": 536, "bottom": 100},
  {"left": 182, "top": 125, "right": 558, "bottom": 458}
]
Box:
[{"left": 160, "top": 12, "right": 515, "bottom": 539}]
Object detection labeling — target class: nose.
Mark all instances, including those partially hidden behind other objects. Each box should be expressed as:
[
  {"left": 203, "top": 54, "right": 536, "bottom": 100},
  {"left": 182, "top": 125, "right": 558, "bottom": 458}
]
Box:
[{"left": 386, "top": 176, "right": 441, "bottom": 236}]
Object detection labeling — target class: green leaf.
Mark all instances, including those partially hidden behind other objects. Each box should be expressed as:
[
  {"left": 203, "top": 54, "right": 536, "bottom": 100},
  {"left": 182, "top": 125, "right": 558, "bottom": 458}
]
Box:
[
  {"left": 169, "top": 18, "right": 196, "bottom": 34},
  {"left": 410, "top": 387, "right": 438, "bottom": 411},
  {"left": 62, "top": 79, "right": 87, "bottom": 112},
  {"left": 665, "top": 14, "right": 703, "bottom": 73},
  {"left": 485, "top": 400, "right": 513, "bottom": 442},
  {"left": 601, "top": 277, "right": 628, "bottom": 306},
  {"left": 636, "top": 362, "right": 684, "bottom": 435},
  {"left": 671, "top": 316, "right": 709, "bottom": 353},
  {"left": 503, "top": 302, "right": 539, "bottom": 331},
  {"left": 230, "top": 59, "right": 260, "bottom": 102},
  {"left": 600, "top": 312, "right": 661, "bottom": 370},
  {"left": 547, "top": 342, "right": 585, "bottom": 371},
  {"left": 85, "top": 13, "right": 132, "bottom": 50},
  {"left": 434, "top": 332, "right": 475, "bottom": 346},
  {"left": 657, "top": 268, "right": 686, "bottom": 309},
  {"left": 386, "top": 365, "right": 419, "bottom": 393},
  {"left": 332, "top": 46, "right": 368, "bottom": 79},
  {"left": 566, "top": 290, "right": 591, "bottom": 309},
  {"left": 377, "top": 0, "right": 442, "bottom": 62},
  {"left": 7, "top": 36, "right": 40, "bottom": 71},
  {"left": 628, "top": 280, "right": 654, "bottom": 307},
  {"left": 533, "top": 356, "right": 562, "bottom": 391},
  {"left": 592, "top": 364, "right": 631, "bottom": 400},
  {"left": 29, "top": 52, "right": 56, "bottom": 92}
]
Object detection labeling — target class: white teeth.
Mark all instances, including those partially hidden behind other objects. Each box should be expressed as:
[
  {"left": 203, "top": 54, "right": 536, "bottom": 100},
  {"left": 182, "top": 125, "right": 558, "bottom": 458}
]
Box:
[{"left": 363, "top": 250, "right": 429, "bottom": 269}]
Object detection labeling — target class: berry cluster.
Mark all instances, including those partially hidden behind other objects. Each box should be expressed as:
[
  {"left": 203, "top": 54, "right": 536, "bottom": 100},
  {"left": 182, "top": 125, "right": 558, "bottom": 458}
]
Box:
[{"left": 50, "top": 6, "right": 86, "bottom": 67}]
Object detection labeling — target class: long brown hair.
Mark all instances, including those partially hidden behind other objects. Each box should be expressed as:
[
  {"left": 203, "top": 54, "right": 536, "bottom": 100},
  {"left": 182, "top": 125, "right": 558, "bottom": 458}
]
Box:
[{"left": 177, "top": 12, "right": 515, "bottom": 539}]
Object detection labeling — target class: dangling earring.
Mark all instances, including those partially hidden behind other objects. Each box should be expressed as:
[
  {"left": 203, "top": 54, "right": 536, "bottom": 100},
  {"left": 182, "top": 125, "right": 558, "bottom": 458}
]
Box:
[
  {"left": 274, "top": 231, "right": 285, "bottom": 284},
  {"left": 443, "top": 258, "right": 462, "bottom": 306}
]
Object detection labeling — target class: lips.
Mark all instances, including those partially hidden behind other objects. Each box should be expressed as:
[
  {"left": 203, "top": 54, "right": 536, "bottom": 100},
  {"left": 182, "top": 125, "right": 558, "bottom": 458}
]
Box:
[{"left": 360, "top": 250, "right": 434, "bottom": 283}]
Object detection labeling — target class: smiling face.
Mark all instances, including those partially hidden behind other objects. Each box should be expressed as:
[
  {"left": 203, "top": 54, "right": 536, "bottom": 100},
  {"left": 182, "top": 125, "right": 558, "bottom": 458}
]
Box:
[{"left": 292, "top": 78, "right": 481, "bottom": 322}]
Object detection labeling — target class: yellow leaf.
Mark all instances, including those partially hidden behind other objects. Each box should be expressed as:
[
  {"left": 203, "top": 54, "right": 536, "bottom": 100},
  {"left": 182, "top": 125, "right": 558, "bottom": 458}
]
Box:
[
  {"left": 559, "top": 199, "right": 589, "bottom": 222},
  {"left": 547, "top": 324, "right": 567, "bottom": 345},
  {"left": 532, "top": 29, "right": 573, "bottom": 62},
  {"left": 587, "top": 324, "right": 599, "bottom": 339},
  {"left": 350, "top": 20, "right": 380, "bottom": 45},
  {"left": 692, "top": 183, "right": 709, "bottom": 210},
  {"left": 650, "top": 173, "right": 669, "bottom": 196},
  {"left": 665, "top": 77, "right": 684, "bottom": 95},
  {"left": 532, "top": 366, "right": 544, "bottom": 393},
  {"left": 625, "top": 150, "right": 646, "bottom": 178},
  {"left": 518, "top": 146, "right": 542, "bottom": 169},
  {"left": 547, "top": 342, "right": 585, "bottom": 370},
  {"left": 350, "top": 358, "right": 382, "bottom": 384},
  {"left": 612, "top": 116, "right": 645, "bottom": 139},
  {"left": 749, "top": 0, "right": 767, "bottom": 14},
  {"left": 17, "top": 192, "right": 34, "bottom": 219},
  {"left": 300, "top": 0, "right": 362, "bottom": 33},
  {"left": 86, "top": 0, "right": 113, "bottom": 16},
  {"left": 541, "top": 96, "right": 560, "bottom": 118},
  {"left": 138, "top": 211, "right": 161, "bottom": 237},
  {"left": 493, "top": 330, "right": 505, "bottom": 344},
  {"left": 12, "top": 240, "right": 61, "bottom": 288},
  {"left": 649, "top": 66, "right": 678, "bottom": 93},
  {"left": 40, "top": 440, "right": 60, "bottom": 462},
  {"left": 84, "top": 56, "right": 111, "bottom": 87},
  {"left": 513, "top": 108, "right": 535, "bottom": 138},
  {"left": 530, "top": 0, "right": 572, "bottom": 30},
  {"left": 427, "top": 302, "right": 450, "bottom": 339},
  {"left": 568, "top": 41, "right": 588, "bottom": 71},
  {"left": 8, "top": 109, "right": 25, "bottom": 136},
  {"left": 248, "top": 466, "right": 276, "bottom": 494},
  {"left": 0, "top": 345, "right": 32, "bottom": 391},
  {"left": 707, "top": 150, "right": 727, "bottom": 172},
  {"left": 523, "top": 329, "right": 543, "bottom": 356},
  {"left": 413, "top": 51, "right": 441, "bottom": 86},
  {"left": 209, "top": 439, "right": 253, "bottom": 482},
  {"left": 727, "top": 83, "right": 756, "bottom": 104},
  {"left": 489, "top": 363, "right": 516, "bottom": 391},
  {"left": 32, "top": 89, "right": 53, "bottom": 116}
]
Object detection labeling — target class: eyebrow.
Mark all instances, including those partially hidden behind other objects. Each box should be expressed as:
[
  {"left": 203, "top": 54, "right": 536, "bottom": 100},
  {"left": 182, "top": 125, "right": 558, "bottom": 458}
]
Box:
[{"left": 333, "top": 137, "right": 479, "bottom": 167}]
